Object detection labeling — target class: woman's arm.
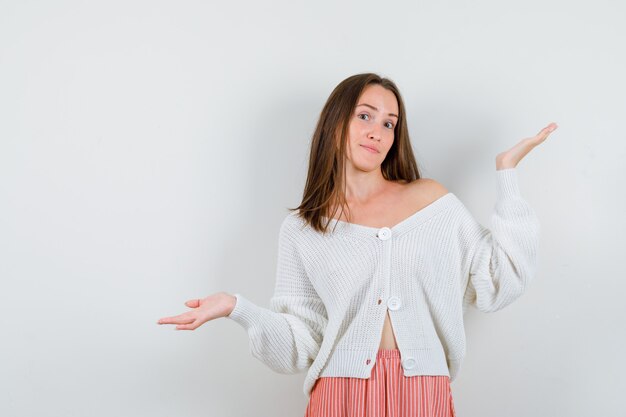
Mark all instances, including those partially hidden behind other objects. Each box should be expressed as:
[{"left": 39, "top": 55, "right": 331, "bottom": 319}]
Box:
[
  {"left": 225, "top": 216, "right": 328, "bottom": 374},
  {"left": 462, "top": 168, "right": 541, "bottom": 313},
  {"left": 462, "top": 122, "right": 556, "bottom": 313},
  {"left": 157, "top": 215, "right": 328, "bottom": 374}
]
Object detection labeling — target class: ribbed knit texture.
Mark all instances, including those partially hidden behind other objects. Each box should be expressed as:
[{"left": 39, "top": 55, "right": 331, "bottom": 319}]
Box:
[{"left": 226, "top": 168, "right": 541, "bottom": 400}]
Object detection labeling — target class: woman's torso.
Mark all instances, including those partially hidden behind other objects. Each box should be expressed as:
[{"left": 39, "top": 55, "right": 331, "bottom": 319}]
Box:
[{"left": 329, "top": 177, "right": 449, "bottom": 350}]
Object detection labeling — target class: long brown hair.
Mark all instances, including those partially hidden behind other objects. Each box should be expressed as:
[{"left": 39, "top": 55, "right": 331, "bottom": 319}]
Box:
[{"left": 288, "top": 73, "right": 422, "bottom": 235}]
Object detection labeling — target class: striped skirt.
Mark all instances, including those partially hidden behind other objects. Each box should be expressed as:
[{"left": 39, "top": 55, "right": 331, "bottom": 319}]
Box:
[{"left": 304, "top": 349, "right": 456, "bottom": 417}]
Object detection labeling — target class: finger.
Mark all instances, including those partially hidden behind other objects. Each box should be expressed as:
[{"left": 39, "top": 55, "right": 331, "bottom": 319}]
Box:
[
  {"left": 185, "top": 299, "right": 201, "bottom": 308},
  {"left": 157, "top": 314, "right": 196, "bottom": 325},
  {"left": 528, "top": 123, "right": 557, "bottom": 146},
  {"left": 176, "top": 319, "right": 200, "bottom": 330},
  {"left": 537, "top": 122, "right": 558, "bottom": 137}
]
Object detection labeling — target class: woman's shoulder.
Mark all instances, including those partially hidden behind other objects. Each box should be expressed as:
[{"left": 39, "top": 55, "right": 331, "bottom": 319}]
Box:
[{"left": 402, "top": 177, "right": 449, "bottom": 202}]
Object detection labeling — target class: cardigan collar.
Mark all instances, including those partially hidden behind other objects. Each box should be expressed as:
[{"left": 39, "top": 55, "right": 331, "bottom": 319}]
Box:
[{"left": 315, "top": 192, "right": 459, "bottom": 238}]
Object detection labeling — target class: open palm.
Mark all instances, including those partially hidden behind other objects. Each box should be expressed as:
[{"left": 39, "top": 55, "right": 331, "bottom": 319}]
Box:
[
  {"left": 496, "top": 122, "right": 558, "bottom": 170},
  {"left": 157, "top": 292, "right": 236, "bottom": 330}
]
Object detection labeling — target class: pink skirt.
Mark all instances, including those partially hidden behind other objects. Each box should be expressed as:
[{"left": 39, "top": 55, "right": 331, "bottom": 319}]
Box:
[{"left": 304, "top": 349, "right": 456, "bottom": 417}]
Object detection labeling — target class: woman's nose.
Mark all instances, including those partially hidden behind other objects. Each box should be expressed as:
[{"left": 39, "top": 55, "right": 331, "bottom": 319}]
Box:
[{"left": 368, "top": 125, "right": 383, "bottom": 140}]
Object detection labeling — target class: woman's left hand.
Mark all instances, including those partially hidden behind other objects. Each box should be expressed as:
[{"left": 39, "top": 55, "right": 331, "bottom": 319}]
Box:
[{"left": 496, "top": 122, "right": 558, "bottom": 170}]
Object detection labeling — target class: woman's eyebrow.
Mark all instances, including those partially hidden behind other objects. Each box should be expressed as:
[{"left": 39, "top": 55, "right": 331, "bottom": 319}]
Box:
[{"left": 356, "top": 103, "right": 398, "bottom": 119}]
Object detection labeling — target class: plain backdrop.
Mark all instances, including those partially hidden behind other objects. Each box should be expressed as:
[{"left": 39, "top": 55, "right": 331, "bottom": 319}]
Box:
[{"left": 1, "top": 1, "right": 625, "bottom": 416}]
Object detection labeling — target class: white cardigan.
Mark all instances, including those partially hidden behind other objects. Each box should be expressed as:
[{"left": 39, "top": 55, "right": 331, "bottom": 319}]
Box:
[{"left": 226, "top": 168, "right": 541, "bottom": 399}]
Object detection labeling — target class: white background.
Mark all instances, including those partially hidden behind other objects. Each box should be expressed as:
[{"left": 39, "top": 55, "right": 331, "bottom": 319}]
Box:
[{"left": 1, "top": 1, "right": 624, "bottom": 416}]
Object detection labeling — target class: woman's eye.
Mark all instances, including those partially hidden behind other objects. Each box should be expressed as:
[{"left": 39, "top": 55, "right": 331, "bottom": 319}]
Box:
[{"left": 358, "top": 114, "right": 394, "bottom": 129}]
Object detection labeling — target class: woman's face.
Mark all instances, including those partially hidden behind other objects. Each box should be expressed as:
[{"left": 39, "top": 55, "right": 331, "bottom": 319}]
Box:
[{"left": 345, "top": 84, "right": 399, "bottom": 172}]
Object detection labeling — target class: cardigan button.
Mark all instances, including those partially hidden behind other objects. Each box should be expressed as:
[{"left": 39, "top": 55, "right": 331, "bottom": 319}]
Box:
[
  {"left": 366, "top": 359, "right": 371, "bottom": 365},
  {"left": 377, "top": 227, "right": 391, "bottom": 240},
  {"left": 387, "top": 296, "right": 401, "bottom": 310},
  {"left": 402, "top": 357, "right": 416, "bottom": 370}
]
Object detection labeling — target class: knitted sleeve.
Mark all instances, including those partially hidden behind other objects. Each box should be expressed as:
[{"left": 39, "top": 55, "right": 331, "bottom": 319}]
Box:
[
  {"left": 225, "top": 215, "right": 328, "bottom": 374},
  {"left": 461, "top": 168, "right": 542, "bottom": 313}
]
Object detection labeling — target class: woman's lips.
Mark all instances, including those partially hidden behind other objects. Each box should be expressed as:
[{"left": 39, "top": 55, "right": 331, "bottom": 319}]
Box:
[{"left": 360, "top": 145, "right": 379, "bottom": 153}]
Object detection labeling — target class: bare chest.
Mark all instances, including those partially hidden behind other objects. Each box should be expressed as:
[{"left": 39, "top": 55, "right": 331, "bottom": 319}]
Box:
[{"left": 333, "top": 181, "right": 433, "bottom": 229}]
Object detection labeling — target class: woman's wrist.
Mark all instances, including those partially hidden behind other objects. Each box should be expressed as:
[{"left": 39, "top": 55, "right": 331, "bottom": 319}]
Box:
[
  {"left": 496, "top": 154, "right": 516, "bottom": 170},
  {"left": 223, "top": 293, "right": 238, "bottom": 317}
]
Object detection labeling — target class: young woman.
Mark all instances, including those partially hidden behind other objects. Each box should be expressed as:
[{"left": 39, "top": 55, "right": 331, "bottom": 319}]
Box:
[{"left": 157, "top": 73, "right": 557, "bottom": 416}]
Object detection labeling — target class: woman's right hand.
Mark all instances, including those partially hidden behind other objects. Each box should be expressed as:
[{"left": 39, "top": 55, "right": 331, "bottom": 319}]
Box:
[{"left": 156, "top": 292, "right": 237, "bottom": 331}]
